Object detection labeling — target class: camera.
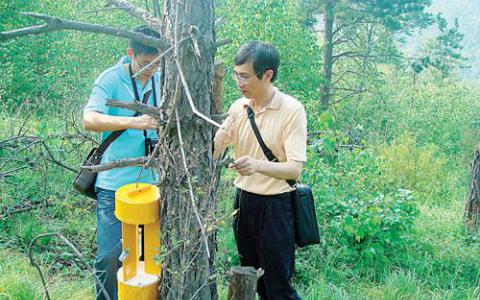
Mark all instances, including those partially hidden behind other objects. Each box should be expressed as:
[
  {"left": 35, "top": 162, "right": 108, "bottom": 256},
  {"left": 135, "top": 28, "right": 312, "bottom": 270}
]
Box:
[{"left": 145, "top": 137, "right": 159, "bottom": 156}]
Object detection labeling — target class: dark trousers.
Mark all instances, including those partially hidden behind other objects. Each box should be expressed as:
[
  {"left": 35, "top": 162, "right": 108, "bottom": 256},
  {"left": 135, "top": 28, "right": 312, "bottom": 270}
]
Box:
[{"left": 233, "top": 188, "right": 301, "bottom": 300}]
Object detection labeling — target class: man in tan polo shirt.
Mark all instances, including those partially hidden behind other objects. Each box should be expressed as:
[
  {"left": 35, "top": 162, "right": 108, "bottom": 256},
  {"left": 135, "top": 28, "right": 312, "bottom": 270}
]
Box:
[{"left": 214, "top": 41, "right": 307, "bottom": 300}]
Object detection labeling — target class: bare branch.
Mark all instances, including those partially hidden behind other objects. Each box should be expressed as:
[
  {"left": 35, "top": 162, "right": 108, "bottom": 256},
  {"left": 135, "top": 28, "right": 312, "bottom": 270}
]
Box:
[
  {"left": 0, "top": 135, "right": 78, "bottom": 173},
  {"left": 81, "top": 7, "right": 122, "bottom": 15},
  {"left": 175, "top": 58, "right": 221, "bottom": 128},
  {"left": 331, "top": 86, "right": 367, "bottom": 92},
  {"left": 81, "top": 157, "right": 149, "bottom": 172},
  {"left": 106, "top": 100, "right": 164, "bottom": 119},
  {"left": 333, "top": 17, "right": 364, "bottom": 35},
  {"left": 215, "top": 17, "right": 226, "bottom": 28},
  {"left": 174, "top": 107, "right": 210, "bottom": 259},
  {"left": 29, "top": 233, "right": 111, "bottom": 300},
  {"left": 0, "top": 199, "right": 43, "bottom": 219},
  {"left": 332, "top": 51, "right": 355, "bottom": 64},
  {"left": 332, "top": 38, "right": 349, "bottom": 46},
  {"left": 0, "top": 166, "right": 29, "bottom": 179},
  {"left": 0, "top": 12, "right": 169, "bottom": 50},
  {"left": 132, "top": 36, "right": 190, "bottom": 78},
  {"left": 107, "top": 0, "right": 162, "bottom": 31},
  {"left": 146, "top": 79, "right": 182, "bottom": 167},
  {"left": 329, "top": 89, "right": 365, "bottom": 105},
  {"left": 216, "top": 38, "right": 232, "bottom": 48},
  {"left": 332, "top": 69, "right": 361, "bottom": 86}
]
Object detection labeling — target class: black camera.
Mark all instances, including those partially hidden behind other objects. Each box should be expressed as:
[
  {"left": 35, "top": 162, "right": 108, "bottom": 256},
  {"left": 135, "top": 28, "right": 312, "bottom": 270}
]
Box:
[{"left": 145, "top": 137, "right": 159, "bottom": 156}]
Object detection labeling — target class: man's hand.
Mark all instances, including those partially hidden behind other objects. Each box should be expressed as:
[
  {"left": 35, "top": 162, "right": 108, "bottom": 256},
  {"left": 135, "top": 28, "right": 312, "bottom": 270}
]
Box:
[
  {"left": 83, "top": 111, "right": 159, "bottom": 132},
  {"left": 229, "top": 156, "right": 303, "bottom": 180},
  {"left": 133, "top": 115, "right": 158, "bottom": 130},
  {"left": 230, "top": 155, "right": 259, "bottom": 176}
]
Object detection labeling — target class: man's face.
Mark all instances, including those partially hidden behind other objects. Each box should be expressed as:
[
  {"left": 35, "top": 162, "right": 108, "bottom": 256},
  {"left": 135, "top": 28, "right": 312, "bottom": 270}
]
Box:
[
  {"left": 130, "top": 51, "right": 161, "bottom": 80},
  {"left": 233, "top": 60, "right": 269, "bottom": 99}
]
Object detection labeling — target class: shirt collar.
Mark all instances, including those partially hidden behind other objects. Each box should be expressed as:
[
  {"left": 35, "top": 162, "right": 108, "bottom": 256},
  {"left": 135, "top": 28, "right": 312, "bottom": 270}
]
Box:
[
  {"left": 242, "top": 87, "right": 282, "bottom": 113},
  {"left": 118, "top": 56, "right": 132, "bottom": 84}
]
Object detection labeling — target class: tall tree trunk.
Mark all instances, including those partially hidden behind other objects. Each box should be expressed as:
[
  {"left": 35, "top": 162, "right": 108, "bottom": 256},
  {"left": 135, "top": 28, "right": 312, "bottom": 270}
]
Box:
[
  {"left": 321, "top": 0, "right": 334, "bottom": 107},
  {"left": 158, "top": 0, "right": 217, "bottom": 299},
  {"left": 465, "top": 147, "right": 480, "bottom": 234}
]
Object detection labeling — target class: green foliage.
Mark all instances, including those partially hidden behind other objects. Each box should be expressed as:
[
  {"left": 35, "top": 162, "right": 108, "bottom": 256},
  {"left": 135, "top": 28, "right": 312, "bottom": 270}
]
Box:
[
  {"left": 305, "top": 149, "right": 419, "bottom": 278},
  {"left": 342, "top": 0, "right": 434, "bottom": 33},
  {"left": 336, "top": 190, "right": 418, "bottom": 269},
  {"left": 216, "top": 0, "right": 322, "bottom": 107},
  {"left": 0, "top": 0, "right": 479, "bottom": 298},
  {"left": 375, "top": 134, "right": 448, "bottom": 203},
  {"left": 0, "top": 0, "right": 141, "bottom": 111},
  {"left": 336, "top": 68, "right": 479, "bottom": 161},
  {"left": 412, "top": 16, "right": 467, "bottom": 77}
]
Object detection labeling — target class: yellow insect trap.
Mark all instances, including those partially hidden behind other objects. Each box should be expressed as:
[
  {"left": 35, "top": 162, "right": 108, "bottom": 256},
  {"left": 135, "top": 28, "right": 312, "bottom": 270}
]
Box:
[{"left": 115, "top": 183, "right": 161, "bottom": 300}]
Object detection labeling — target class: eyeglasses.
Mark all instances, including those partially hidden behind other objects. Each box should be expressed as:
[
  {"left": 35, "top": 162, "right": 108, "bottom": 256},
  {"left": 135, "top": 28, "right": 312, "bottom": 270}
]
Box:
[
  {"left": 231, "top": 70, "right": 263, "bottom": 85},
  {"left": 137, "top": 58, "right": 161, "bottom": 71}
]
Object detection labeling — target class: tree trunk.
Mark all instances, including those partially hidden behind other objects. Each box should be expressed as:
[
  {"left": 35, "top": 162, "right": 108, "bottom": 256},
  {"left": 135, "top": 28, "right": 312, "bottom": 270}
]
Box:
[
  {"left": 227, "top": 267, "right": 263, "bottom": 300},
  {"left": 465, "top": 147, "right": 480, "bottom": 234},
  {"left": 157, "top": 0, "right": 217, "bottom": 299},
  {"left": 320, "top": 0, "right": 334, "bottom": 107}
]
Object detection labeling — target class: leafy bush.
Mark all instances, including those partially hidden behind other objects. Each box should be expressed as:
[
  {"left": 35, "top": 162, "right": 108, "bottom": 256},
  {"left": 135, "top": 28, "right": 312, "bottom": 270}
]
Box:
[
  {"left": 304, "top": 149, "right": 419, "bottom": 278},
  {"left": 329, "top": 189, "right": 418, "bottom": 275},
  {"left": 375, "top": 133, "right": 448, "bottom": 203}
]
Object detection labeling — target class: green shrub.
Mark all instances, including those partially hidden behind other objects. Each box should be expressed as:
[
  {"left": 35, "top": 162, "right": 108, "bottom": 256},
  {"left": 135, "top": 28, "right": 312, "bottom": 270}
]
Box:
[
  {"left": 375, "top": 133, "right": 448, "bottom": 203},
  {"left": 304, "top": 149, "right": 419, "bottom": 278}
]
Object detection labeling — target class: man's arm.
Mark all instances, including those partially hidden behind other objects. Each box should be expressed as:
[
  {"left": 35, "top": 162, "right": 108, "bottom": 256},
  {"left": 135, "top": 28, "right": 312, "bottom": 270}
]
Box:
[
  {"left": 230, "top": 156, "right": 303, "bottom": 180},
  {"left": 82, "top": 111, "right": 157, "bottom": 132},
  {"left": 213, "top": 109, "right": 236, "bottom": 159},
  {"left": 232, "top": 104, "right": 307, "bottom": 180}
]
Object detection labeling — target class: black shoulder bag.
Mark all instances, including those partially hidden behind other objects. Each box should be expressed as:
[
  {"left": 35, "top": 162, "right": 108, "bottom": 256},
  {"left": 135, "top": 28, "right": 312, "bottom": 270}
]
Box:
[
  {"left": 73, "top": 65, "right": 156, "bottom": 199},
  {"left": 246, "top": 107, "right": 320, "bottom": 247}
]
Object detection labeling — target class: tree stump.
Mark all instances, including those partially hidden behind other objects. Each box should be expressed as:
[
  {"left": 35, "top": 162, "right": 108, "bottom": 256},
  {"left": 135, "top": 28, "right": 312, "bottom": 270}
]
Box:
[
  {"left": 227, "top": 266, "right": 264, "bottom": 300},
  {"left": 465, "top": 147, "right": 480, "bottom": 234}
]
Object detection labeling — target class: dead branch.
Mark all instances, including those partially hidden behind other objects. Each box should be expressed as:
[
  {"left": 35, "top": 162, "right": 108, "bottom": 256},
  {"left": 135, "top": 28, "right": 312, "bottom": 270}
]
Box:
[
  {"left": 216, "top": 38, "right": 232, "bottom": 48},
  {"left": 328, "top": 88, "right": 366, "bottom": 105},
  {"left": 107, "top": 0, "right": 162, "bottom": 31},
  {"left": 174, "top": 107, "right": 210, "bottom": 259},
  {"left": 0, "top": 135, "right": 78, "bottom": 173},
  {"left": 0, "top": 12, "right": 169, "bottom": 50},
  {"left": 132, "top": 36, "right": 189, "bottom": 78},
  {"left": 0, "top": 136, "right": 38, "bottom": 148},
  {"left": 0, "top": 199, "right": 43, "bottom": 219},
  {"left": 215, "top": 17, "right": 226, "bottom": 28},
  {"left": 106, "top": 100, "right": 164, "bottom": 119},
  {"left": 175, "top": 58, "right": 221, "bottom": 128},
  {"left": 29, "top": 233, "right": 111, "bottom": 300},
  {"left": 146, "top": 79, "right": 182, "bottom": 167},
  {"left": 0, "top": 166, "right": 30, "bottom": 180},
  {"left": 82, "top": 156, "right": 149, "bottom": 172}
]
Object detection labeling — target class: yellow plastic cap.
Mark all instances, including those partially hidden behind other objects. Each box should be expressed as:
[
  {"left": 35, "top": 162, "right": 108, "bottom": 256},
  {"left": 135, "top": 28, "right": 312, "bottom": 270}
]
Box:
[{"left": 115, "top": 183, "right": 160, "bottom": 225}]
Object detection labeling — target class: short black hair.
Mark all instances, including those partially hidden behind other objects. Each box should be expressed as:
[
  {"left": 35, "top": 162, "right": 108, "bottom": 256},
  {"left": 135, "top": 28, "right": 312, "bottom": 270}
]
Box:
[
  {"left": 234, "top": 41, "right": 280, "bottom": 82},
  {"left": 128, "top": 26, "right": 161, "bottom": 56}
]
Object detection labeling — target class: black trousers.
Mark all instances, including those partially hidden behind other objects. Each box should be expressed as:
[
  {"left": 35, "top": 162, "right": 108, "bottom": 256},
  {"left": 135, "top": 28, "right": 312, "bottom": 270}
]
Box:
[{"left": 233, "top": 188, "right": 301, "bottom": 300}]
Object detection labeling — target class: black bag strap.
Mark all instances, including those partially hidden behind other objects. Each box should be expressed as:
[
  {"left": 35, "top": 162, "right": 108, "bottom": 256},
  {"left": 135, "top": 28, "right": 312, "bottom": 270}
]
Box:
[
  {"left": 246, "top": 106, "right": 296, "bottom": 187},
  {"left": 95, "top": 64, "right": 156, "bottom": 156},
  {"left": 129, "top": 63, "right": 157, "bottom": 141}
]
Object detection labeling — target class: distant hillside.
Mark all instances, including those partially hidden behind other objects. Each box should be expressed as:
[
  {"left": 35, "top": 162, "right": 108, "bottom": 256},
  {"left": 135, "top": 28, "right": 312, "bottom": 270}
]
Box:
[{"left": 405, "top": 0, "right": 480, "bottom": 80}]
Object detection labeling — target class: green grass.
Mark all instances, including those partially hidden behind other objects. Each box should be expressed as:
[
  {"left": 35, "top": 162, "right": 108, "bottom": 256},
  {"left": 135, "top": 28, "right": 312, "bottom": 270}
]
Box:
[
  {"left": 290, "top": 201, "right": 480, "bottom": 300},
  {"left": 0, "top": 250, "right": 93, "bottom": 300}
]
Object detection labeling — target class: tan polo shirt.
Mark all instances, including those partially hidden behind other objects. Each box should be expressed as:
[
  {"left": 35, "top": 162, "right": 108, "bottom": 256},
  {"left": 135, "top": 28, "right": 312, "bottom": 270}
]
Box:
[{"left": 214, "top": 87, "right": 307, "bottom": 195}]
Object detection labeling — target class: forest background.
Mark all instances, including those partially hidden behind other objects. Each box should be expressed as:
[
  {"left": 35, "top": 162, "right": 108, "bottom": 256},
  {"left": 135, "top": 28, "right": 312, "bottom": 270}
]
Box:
[{"left": 0, "top": 0, "right": 479, "bottom": 299}]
